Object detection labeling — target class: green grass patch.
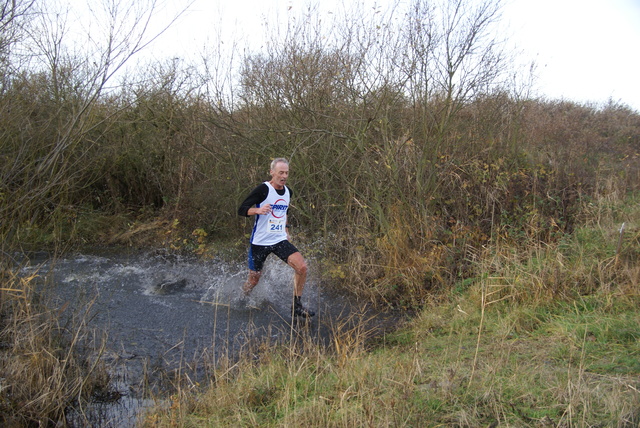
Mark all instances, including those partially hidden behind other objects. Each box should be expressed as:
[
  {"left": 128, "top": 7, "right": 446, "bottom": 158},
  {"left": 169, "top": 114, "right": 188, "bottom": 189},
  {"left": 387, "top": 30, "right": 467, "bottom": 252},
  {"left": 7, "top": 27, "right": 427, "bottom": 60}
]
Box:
[{"left": 143, "top": 289, "right": 640, "bottom": 427}]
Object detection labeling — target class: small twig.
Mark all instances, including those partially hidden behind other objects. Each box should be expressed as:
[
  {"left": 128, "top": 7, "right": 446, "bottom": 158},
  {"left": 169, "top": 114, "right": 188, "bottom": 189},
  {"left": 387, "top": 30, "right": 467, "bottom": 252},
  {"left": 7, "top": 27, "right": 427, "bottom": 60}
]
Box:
[
  {"left": 615, "top": 222, "right": 626, "bottom": 266},
  {"left": 163, "top": 340, "right": 184, "bottom": 356},
  {"left": 616, "top": 222, "right": 626, "bottom": 254},
  {"left": 469, "top": 280, "right": 486, "bottom": 388},
  {"left": 194, "top": 300, "right": 230, "bottom": 307}
]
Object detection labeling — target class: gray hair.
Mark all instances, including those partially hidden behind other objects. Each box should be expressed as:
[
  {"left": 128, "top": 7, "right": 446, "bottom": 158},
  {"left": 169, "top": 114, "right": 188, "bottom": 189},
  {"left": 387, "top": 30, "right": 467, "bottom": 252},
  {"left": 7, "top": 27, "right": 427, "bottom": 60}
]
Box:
[{"left": 270, "top": 157, "right": 289, "bottom": 171}]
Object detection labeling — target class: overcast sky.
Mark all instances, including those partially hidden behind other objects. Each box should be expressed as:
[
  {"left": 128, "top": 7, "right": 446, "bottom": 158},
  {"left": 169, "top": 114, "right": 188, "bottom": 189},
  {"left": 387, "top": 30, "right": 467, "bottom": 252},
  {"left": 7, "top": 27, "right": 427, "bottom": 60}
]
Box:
[
  {"left": 139, "top": 0, "right": 640, "bottom": 111},
  {"left": 501, "top": 0, "right": 640, "bottom": 110}
]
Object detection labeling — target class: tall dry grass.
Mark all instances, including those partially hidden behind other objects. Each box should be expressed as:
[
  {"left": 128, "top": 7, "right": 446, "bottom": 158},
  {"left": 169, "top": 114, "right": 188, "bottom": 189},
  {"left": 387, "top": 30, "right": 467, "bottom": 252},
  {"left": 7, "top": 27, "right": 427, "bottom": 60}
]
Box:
[
  {"left": 142, "top": 188, "right": 640, "bottom": 427},
  {"left": 471, "top": 178, "right": 639, "bottom": 306},
  {"left": 143, "top": 300, "right": 640, "bottom": 426},
  {"left": 0, "top": 262, "right": 111, "bottom": 426}
]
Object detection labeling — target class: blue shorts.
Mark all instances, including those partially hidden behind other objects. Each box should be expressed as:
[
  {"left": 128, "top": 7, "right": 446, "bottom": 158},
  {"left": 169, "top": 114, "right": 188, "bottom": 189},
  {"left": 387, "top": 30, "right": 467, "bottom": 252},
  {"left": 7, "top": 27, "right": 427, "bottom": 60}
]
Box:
[{"left": 248, "top": 240, "right": 299, "bottom": 272}]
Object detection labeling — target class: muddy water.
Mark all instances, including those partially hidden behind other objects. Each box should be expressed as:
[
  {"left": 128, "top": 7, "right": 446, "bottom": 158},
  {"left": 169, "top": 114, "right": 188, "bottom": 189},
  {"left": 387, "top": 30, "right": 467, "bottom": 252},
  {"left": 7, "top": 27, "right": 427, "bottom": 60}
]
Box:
[{"left": 20, "top": 249, "right": 400, "bottom": 427}]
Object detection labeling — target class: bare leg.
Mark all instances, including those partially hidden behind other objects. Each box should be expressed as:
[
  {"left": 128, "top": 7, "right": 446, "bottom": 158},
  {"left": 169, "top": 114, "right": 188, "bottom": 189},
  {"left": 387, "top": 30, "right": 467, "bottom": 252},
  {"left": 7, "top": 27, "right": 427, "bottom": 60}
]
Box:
[
  {"left": 243, "top": 270, "right": 262, "bottom": 295},
  {"left": 288, "top": 252, "right": 314, "bottom": 317},
  {"left": 286, "top": 252, "right": 307, "bottom": 296}
]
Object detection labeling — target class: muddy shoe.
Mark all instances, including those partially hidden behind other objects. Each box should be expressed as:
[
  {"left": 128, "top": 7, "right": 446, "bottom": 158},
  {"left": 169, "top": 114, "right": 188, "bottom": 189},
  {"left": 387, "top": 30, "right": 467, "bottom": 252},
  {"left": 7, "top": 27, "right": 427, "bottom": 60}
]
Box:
[
  {"left": 292, "top": 298, "right": 315, "bottom": 318},
  {"left": 242, "top": 282, "right": 255, "bottom": 296}
]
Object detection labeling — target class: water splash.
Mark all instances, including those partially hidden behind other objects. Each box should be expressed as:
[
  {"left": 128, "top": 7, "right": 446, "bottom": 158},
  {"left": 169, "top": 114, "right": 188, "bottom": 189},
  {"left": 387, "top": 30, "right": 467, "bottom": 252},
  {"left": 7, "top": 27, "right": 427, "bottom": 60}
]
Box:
[{"left": 16, "top": 248, "right": 395, "bottom": 427}]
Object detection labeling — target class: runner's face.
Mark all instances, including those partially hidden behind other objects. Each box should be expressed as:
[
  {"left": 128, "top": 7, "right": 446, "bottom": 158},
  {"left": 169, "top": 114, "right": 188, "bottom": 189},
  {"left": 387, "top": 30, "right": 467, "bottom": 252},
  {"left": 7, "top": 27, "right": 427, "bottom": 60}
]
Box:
[{"left": 270, "top": 162, "right": 289, "bottom": 189}]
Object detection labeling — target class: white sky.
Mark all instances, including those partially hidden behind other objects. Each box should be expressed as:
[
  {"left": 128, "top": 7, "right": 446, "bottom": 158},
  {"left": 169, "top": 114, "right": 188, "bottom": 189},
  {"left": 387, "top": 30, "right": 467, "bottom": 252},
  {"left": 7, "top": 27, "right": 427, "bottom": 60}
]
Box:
[
  {"left": 501, "top": 0, "right": 640, "bottom": 110},
  {"left": 136, "top": 0, "right": 640, "bottom": 111}
]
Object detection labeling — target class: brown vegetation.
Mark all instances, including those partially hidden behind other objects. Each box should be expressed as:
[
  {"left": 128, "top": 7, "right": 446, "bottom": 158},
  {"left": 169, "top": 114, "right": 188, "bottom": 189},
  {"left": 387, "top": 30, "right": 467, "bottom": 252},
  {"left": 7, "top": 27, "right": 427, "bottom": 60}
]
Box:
[
  {"left": 0, "top": 266, "right": 111, "bottom": 426},
  {"left": 1, "top": 0, "right": 639, "bottom": 424},
  {"left": 2, "top": 1, "right": 637, "bottom": 302}
]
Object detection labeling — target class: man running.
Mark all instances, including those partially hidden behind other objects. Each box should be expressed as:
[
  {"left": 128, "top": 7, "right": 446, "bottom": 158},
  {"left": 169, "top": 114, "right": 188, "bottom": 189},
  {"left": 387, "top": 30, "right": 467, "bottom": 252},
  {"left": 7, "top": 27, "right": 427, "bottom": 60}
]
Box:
[{"left": 237, "top": 158, "right": 315, "bottom": 318}]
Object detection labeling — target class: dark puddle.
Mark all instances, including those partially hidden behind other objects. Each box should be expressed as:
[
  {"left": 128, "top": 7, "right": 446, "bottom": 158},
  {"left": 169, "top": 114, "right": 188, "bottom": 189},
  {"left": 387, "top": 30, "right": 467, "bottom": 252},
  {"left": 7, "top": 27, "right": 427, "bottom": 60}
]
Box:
[{"left": 19, "top": 249, "right": 403, "bottom": 427}]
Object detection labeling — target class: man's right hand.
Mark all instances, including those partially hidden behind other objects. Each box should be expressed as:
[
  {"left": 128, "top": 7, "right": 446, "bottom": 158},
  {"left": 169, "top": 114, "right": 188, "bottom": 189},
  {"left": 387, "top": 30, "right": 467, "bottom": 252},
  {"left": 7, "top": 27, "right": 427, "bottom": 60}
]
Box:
[{"left": 256, "top": 204, "right": 272, "bottom": 215}]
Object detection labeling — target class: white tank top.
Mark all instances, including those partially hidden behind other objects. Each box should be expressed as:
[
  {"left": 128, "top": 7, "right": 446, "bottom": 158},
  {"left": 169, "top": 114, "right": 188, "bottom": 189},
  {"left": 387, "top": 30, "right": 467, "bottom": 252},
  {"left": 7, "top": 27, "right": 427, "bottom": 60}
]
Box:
[{"left": 250, "top": 182, "right": 290, "bottom": 246}]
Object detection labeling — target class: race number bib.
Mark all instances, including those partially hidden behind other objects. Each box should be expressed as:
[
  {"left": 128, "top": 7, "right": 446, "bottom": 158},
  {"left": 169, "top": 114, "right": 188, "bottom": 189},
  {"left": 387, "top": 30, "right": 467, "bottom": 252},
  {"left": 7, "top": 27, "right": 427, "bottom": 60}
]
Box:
[{"left": 268, "top": 218, "right": 286, "bottom": 233}]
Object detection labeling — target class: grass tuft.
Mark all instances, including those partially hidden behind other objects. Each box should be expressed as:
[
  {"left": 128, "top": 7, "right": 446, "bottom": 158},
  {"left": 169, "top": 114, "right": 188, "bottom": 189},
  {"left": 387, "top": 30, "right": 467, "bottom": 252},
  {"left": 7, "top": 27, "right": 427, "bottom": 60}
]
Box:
[
  {"left": 142, "top": 191, "right": 640, "bottom": 427},
  {"left": 0, "top": 264, "right": 111, "bottom": 426}
]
